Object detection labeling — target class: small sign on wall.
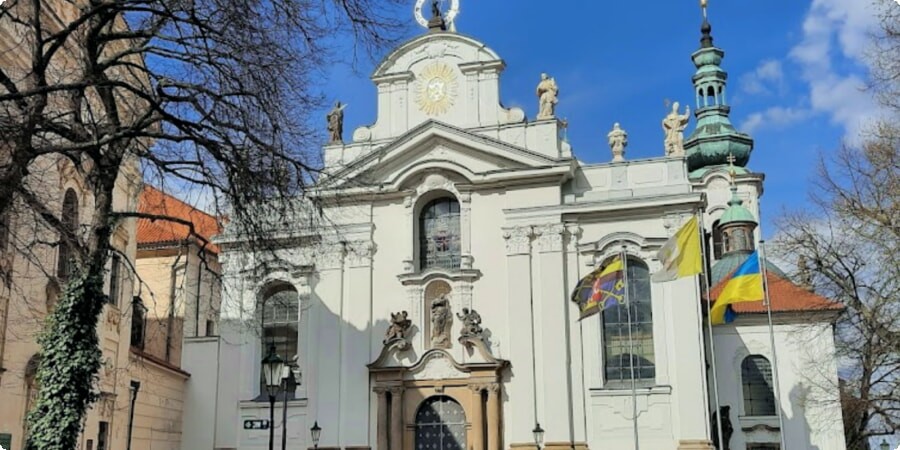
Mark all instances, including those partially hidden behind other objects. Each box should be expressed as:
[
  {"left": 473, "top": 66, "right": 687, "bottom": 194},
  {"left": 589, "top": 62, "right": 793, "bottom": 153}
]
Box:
[{"left": 243, "top": 420, "right": 270, "bottom": 430}]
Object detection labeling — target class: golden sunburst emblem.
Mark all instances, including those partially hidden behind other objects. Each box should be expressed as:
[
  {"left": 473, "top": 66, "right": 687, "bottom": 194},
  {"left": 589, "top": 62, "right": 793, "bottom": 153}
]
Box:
[{"left": 415, "top": 63, "right": 458, "bottom": 116}]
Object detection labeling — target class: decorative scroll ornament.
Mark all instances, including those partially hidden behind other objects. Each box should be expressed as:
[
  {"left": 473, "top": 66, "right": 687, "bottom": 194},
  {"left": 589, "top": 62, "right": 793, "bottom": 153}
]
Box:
[{"left": 416, "top": 63, "right": 458, "bottom": 116}]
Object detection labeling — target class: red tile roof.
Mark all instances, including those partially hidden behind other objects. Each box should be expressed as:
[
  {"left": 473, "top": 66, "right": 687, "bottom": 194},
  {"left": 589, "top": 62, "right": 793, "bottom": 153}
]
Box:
[
  {"left": 136, "top": 186, "right": 221, "bottom": 254},
  {"left": 709, "top": 270, "right": 844, "bottom": 316}
]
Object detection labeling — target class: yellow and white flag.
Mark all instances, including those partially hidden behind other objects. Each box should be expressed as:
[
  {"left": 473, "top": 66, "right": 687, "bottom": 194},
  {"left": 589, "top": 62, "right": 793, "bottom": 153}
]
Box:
[{"left": 651, "top": 216, "right": 703, "bottom": 282}]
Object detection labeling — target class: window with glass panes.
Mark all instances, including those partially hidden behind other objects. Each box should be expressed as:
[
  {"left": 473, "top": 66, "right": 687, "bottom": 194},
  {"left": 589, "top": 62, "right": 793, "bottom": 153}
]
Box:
[
  {"left": 602, "top": 258, "right": 655, "bottom": 384},
  {"left": 419, "top": 197, "right": 461, "bottom": 270},
  {"left": 742, "top": 355, "right": 777, "bottom": 416},
  {"left": 259, "top": 284, "right": 299, "bottom": 398}
]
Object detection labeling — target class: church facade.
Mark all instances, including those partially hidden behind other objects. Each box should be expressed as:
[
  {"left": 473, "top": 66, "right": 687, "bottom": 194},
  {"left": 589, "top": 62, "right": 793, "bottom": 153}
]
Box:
[{"left": 183, "top": 5, "right": 847, "bottom": 450}]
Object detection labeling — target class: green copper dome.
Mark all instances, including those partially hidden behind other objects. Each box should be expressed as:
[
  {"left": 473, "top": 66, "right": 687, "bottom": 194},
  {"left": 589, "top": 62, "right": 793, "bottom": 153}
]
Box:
[
  {"left": 710, "top": 252, "right": 787, "bottom": 286},
  {"left": 719, "top": 186, "right": 756, "bottom": 226},
  {"left": 683, "top": 17, "right": 754, "bottom": 172}
]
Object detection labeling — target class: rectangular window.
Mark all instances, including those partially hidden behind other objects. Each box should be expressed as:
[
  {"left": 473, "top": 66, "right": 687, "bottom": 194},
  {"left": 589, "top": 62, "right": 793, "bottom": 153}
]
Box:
[
  {"left": 131, "top": 297, "right": 146, "bottom": 349},
  {"left": 97, "top": 422, "right": 109, "bottom": 450},
  {"left": 602, "top": 260, "right": 655, "bottom": 385},
  {"left": 108, "top": 255, "right": 121, "bottom": 306}
]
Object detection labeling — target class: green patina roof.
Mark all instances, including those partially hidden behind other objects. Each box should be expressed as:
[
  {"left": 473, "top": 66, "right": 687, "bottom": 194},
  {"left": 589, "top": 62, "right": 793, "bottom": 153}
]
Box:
[
  {"left": 682, "top": 19, "right": 754, "bottom": 172},
  {"left": 719, "top": 186, "right": 756, "bottom": 226},
  {"left": 689, "top": 164, "right": 750, "bottom": 179},
  {"left": 710, "top": 251, "right": 787, "bottom": 286}
]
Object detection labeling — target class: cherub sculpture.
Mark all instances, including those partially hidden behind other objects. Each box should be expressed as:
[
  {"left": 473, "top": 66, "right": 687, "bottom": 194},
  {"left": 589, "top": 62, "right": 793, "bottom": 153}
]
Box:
[
  {"left": 456, "top": 307, "right": 483, "bottom": 339},
  {"left": 383, "top": 311, "right": 412, "bottom": 344}
]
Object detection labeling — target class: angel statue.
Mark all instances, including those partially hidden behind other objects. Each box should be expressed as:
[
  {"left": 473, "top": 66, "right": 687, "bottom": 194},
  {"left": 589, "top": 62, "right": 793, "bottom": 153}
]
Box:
[
  {"left": 326, "top": 101, "right": 346, "bottom": 144},
  {"left": 536, "top": 73, "right": 559, "bottom": 119},
  {"left": 456, "top": 307, "right": 483, "bottom": 339},
  {"left": 662, "top": 101, "right": 691, "bottom": 156},
  {"left": 383, "top": 311, "right": 412, "bottom": 344}
]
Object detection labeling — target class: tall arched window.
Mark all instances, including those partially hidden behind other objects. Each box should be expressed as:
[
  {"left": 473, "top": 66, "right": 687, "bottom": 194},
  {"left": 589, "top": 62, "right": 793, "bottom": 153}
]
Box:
[
  {"left": 602, "top": 257, "right": 655, "bottom": 384},
  {"left": 712, "top": 219, "right": 724, "bottom": 260},
  {"left": 419, "top": 197, "right": 461, "bottom": 270},
  {"left": 742, "top": 355, "right": 776, "bottom": 416},
  {"left": 415, "top": 396, "right": 467, "bottom": 450},
  {"left": 259, "top": 283, "right": 299, "bottom": 397},
  {"left": 56, "top": 189, "right": 78, "bottom": 280}
]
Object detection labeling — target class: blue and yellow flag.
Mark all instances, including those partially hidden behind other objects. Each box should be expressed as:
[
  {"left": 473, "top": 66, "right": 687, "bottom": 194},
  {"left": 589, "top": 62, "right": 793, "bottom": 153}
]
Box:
[
  {"left": 571, "top": 256, "right": 626, "bottom": 320},
  {"left": 710, "top": 251, "right": 765, "bottom": 325}
]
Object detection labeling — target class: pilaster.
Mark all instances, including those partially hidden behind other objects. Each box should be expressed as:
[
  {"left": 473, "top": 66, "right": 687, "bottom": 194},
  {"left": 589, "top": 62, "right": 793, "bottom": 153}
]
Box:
[
  {"left": 502, "top": 226, "right": 535, "bottom": 445},
  {"left": 374, "top": 387, "right": 389, "bottom": 450},
  {"left": 470, "top": 385, "right": 485, "bottom": 450},
  {"left": 486, "top": 383, "right": 502, "bottom": 450},
  {"left": 342, "top": 240, "right": 375, "bottom": 446},
  {"left": 389, "top": 386, "right": 405, "bottom": 450}
]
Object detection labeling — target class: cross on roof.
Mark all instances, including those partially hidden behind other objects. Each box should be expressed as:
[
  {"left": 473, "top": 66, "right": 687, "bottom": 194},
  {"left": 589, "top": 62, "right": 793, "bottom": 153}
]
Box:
[{"left": 726, "top": 153, "right": 737, "bottom": 184}]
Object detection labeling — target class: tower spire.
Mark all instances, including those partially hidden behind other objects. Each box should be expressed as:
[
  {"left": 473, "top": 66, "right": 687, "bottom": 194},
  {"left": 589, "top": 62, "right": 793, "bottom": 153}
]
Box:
[{"left": 683, "top": 0, "right": 754, "bottom": 176}]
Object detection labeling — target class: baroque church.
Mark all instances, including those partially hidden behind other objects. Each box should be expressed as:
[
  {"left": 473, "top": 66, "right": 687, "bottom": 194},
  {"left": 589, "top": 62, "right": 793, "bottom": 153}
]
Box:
[{"left": 180, "top": 2, "right": 848, "bottom": 450}]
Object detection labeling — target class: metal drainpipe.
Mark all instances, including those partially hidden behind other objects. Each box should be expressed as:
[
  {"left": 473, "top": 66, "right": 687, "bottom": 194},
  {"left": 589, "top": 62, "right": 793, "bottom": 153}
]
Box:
[{"left": 126, "top": 380, "right": 141, "bottom": 450}]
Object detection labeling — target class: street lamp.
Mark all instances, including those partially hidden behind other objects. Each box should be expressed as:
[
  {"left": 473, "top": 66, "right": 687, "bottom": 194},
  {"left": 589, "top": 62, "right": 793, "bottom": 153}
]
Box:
[
  {"left": 880, "top": 439, "right": 890, "bottom": 450},
  {"left": 310, "top": 421, "right": 322, "bottom": 450},
  {"left": 532, "top": 423, "right": 545, "bottom": 450},
  {"left": 262, "top": 345, "right": 285, "bottom": 450}
]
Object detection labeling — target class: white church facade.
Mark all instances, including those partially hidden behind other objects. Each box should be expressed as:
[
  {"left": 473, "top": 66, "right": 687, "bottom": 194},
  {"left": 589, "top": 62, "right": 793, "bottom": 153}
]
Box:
[{"left": 181, "top": 4, "right": 847, "bottom": 450}]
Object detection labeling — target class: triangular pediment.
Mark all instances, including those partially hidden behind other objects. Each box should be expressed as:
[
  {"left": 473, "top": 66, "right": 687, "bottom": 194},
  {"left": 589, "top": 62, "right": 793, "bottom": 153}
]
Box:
[{"left": 322, "top": 121, "right": 571, "bottom": 190}]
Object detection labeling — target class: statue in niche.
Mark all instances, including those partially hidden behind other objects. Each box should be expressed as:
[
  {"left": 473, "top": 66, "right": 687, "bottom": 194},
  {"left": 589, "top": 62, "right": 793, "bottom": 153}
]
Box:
[
  {"left": 326, "top": 101, "right": 346, "bottom": 144},
  {"left": 662, "top": 101, "right": 690, "bottom": 156},
  {"left": 607, "top": 122, "right": 628, "bottom": 162},
  {"left": 456, "top": 307, "right": 483, "bottom": 339},
  {"left": 710, "top": 405, "right": 733, "bottom": 450},
  {"left": 383, "top": 311, "right": 412, "bottom": 344},
  {"left": 430, "top": 294, "right": 453, "bottom": 348},
  {"left": 536, "top": 73, "right": 559, "bottom": 119}
]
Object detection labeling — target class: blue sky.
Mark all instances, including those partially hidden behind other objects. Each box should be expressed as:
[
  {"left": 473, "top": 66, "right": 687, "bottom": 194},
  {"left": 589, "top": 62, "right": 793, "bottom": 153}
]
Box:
[{"left": 318, "top": 0, "right": 886, "bottom": 238}]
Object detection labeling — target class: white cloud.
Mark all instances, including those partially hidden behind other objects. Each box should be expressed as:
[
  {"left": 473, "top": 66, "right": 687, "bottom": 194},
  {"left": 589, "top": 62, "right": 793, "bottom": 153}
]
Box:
[
  {"left": 739, "top": 59, "right": 785, "bottom": 95},
  {"left": 740, "top": 106, "right": 811, "bottom": 134},
  {"left": 788, "top": 0, "right": 885, "bottom": 139}
]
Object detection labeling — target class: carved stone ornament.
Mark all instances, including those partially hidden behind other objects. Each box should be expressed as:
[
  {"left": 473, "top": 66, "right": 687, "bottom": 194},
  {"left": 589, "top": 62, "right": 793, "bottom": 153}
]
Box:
[
  {"left": 416, "top": 63, "right": 459, "bottom": 116},
  {"left": 455, "top": 307, "right": 483, "bottom": 339},
  {"left": 607, "top": 122, "right": 628, "bottom": 162},
  {"left": 503, "top": 226, "right": 533, "bottom": 255},
  {"left": 534, "top": 224, "right": 565, "bottom": 253},
  {"left": 430, "top": 294, "right": 453, "bottom": 349},
  {"left": 662, "top": 101, "right": 690, "bottom": 156},
  {"left": 384, "top": 311, "right": 413, "bottom": 345},
  {"left": 408, "top": 352, "right": 467, "bottom": 381}
]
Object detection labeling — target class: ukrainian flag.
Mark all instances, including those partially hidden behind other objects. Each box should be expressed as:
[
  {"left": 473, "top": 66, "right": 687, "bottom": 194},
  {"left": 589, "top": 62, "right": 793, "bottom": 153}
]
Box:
[
  {"left": 710, "top": 251, "right": 765, "bottom": 325},
  {"left": 571, "top": 256, "right": 626, "bottom": 320}
]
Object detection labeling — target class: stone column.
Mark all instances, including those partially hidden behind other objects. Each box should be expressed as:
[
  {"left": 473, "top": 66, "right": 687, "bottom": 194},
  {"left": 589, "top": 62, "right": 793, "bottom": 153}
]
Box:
[
  {"left": 375, "top": 388, "right": 389, "bottom": 450},
  {"left": 502, "top": 226, "right": 536, "bottom": 445},
  {"left": 486, "top": 383, "right": 502, "bottom": 450},
  {"left": 470, "top": 385, "right": 485, "bottom": 450},
  {"left": 389, "top": 386, "right": 405, "bottom": 450}
]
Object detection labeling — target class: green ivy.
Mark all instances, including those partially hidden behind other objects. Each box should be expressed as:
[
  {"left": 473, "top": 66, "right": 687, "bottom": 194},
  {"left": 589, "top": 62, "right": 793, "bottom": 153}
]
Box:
[{"left": 25, "top": 270, "right": 106, "bottom": 450}]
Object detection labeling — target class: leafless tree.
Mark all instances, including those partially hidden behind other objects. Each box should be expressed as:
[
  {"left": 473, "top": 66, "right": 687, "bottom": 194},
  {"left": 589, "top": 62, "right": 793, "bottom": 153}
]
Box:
[
  {"left": 775, "top": 3, "right": 899, "bottom": 448},
  {"left": 0, "top": 0, "right": 403, "bottom": 447}
]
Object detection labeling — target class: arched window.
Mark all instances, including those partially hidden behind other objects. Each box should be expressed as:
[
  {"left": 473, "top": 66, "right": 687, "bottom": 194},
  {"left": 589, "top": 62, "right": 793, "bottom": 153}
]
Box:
[
  {"left": 742, "top": 355, "right": 776, "bottom": 416},
  {"left": 259, "top": 283, "right": 299, "bottom": 397},
  {"left": 56, "top": 189, "right": 79, "bottom": 280},
  {"left": 712, "top": 219, "right": 724, "bottom": 260},
  {"left": 602, "top": 257, "right": 655, "bottom": 384},
  {"left": 419, "top": 197, "right": 461, "bottom": 270},
  {"left": 415, "top": 396, "right": 467, "bottom": 450}
]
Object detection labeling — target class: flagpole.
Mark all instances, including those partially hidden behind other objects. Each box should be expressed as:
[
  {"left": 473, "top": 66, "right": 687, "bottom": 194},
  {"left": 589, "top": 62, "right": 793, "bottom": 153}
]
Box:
[
  {"left": 758, "top": 240, "right": 788, "bottom": 449},
  {"left": 696, "top": 210, "right": 724, "bottom": 450},
  {"left": 622, "top": 244, "right": 640, "bottom": 450}
]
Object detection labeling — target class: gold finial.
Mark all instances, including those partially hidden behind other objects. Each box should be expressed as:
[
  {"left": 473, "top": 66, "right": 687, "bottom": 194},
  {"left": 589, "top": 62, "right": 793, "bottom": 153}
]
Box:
[{"left": 700, "top": 0, "right": 708, "bottom": 19}]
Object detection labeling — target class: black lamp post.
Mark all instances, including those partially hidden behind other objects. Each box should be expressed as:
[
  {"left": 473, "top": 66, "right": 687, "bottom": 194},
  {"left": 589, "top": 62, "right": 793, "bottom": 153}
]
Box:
[
  {"left": 532, "top": 423, "right": 545, "bottom": 450},
  {"left": 262, "top": 345, "right": 285, "bottom": 450},
  {"left": 310, "top": 421, "right": 322, "bottom": 450}
]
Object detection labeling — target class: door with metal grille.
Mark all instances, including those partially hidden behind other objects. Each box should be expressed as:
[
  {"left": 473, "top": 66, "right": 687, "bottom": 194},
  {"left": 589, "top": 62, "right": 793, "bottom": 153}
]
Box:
[{"left": 414, "top": 396, "right": 467, "bottom": 450}]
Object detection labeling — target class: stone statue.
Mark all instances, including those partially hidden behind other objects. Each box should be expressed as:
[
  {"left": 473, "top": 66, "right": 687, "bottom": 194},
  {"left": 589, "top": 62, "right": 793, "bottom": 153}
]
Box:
[
  {"left": 431, "top": 0, "right": 441, "bottom": 19},
  {"left": 710, "top": 405, "right": 734, "bottom": 450},
  {"left": 383, "top": 311, "right": 412, "bottom": 344},
  {"left": 326, "top": 101, "right": 346, "bottom": 144},
  {"left": 662, "top": 101, "right": 690, "bottom": 156},
  {"left": 456, "top": 307, "right": 483, "bottom": 338},
  {"left": 430, "top": 294, "right": 453, "bottom": 349},
  {"left": 607, "top": 122, "right": 628, "bottom": 162},
  {"left": 536, "top": 73, "right": 559, "bottom": 119}
]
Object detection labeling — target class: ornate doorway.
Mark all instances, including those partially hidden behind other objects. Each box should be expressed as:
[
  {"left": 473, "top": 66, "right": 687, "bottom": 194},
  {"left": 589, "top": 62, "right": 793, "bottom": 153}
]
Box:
[{"left": 414, "top": 396, "right": 466, "bottom": 450}]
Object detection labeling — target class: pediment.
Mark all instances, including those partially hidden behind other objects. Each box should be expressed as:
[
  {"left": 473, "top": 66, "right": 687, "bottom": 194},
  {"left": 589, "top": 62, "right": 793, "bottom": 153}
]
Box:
[{"left": 323, "top": 121, "right": 569, "bottom": 190}]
